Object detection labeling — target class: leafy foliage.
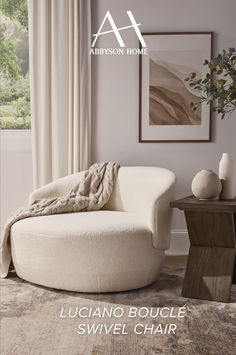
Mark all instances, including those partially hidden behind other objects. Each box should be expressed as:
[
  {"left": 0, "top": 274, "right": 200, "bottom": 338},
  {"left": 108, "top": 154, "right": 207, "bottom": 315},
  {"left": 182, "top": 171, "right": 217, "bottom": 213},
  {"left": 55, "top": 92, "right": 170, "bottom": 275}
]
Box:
[
  {"left": 0, "top": 24, "right": 20, "bottom": 79},
  {"left": 0, "top": 0, "right": 28, "bottom": 29},
  {"left": 0, "top": 75, "right": 31, "bottom": 129},
  {"left": 0, "top": 75, "right": 29, "bottom": 103},
  {"left": 0, "top": 115, "right": 31, "bottom": 129},
  {"left": 185, "top": 48, "right": 236, "bottom": 119},
  {"left": 13, "top": 90, "right": 30, "bottom": 119},
  {"left": 0, "top": 0, "right": 30, "bottom": 129},
  {"left": 14, "top": 22, "right": 29, "bottom": 75}
]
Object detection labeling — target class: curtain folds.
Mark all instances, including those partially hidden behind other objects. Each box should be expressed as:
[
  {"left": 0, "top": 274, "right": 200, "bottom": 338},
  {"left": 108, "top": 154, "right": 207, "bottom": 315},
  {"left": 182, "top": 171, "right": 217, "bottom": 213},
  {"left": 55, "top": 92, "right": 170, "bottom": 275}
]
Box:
[{"left": 28, "top": 0, "right": 91, "bottom": 188}]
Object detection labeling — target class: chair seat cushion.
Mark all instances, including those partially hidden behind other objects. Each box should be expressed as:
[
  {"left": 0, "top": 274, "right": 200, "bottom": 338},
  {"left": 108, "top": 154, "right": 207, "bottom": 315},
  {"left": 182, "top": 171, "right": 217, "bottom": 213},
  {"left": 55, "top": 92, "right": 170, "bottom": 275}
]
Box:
[{"left": 11, "top": 211, "right": 164, "bottom": 292}]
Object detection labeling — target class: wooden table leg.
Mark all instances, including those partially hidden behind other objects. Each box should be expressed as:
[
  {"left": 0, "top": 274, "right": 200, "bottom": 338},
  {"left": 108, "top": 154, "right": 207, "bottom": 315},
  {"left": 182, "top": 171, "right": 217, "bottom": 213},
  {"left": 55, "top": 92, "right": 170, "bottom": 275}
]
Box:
[
  {"left": 233, "top": 255, "right": 236, "bottom": 284},
  {"left": 182, "top": 210, "right": 236, "bottom": 302},
  {"left": 182, "top": 245, "right": 235, "bottom": 302},
  {"left": 233, "top": 212, "right": 236, "bottom": 284}
]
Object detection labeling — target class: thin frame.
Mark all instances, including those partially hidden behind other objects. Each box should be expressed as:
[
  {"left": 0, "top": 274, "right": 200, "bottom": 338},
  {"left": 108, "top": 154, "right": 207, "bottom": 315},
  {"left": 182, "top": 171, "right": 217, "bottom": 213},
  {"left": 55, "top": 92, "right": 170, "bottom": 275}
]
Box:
[{"left": 139, "top": 32, "right": 213, "bottom": 143}]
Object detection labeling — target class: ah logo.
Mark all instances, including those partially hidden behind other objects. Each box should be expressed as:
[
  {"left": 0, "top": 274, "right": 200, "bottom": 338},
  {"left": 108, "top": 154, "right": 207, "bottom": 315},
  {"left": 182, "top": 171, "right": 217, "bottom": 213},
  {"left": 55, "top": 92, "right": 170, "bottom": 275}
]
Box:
[{"left": 92, "top": 11, "right": 146, "bottom": 48}]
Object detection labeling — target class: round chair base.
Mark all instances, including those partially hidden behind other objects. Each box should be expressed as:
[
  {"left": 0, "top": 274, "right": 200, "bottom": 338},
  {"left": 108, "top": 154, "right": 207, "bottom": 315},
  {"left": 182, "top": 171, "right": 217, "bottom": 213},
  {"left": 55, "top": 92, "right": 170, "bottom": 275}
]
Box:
[{"left": 11, "top": 211, "right": 165, "bottom": 292}]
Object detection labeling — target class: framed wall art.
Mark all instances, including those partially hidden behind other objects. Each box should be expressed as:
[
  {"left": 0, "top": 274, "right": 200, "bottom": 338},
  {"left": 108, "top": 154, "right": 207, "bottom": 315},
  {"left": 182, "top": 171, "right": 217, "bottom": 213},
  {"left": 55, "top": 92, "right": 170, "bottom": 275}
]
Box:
[{"left": 139, "top": 32, "right": 213, "bottom": 142}]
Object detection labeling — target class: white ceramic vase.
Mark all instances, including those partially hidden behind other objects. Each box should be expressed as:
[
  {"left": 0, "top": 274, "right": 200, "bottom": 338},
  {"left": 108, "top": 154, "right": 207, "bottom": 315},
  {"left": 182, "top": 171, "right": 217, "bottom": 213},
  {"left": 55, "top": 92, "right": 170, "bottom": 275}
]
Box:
[
  {"left": 219, "top": 153, "right": 235, "bottom": 200},
  {"left": 191, "top": 169, "right": 222, "bottom": 200}
]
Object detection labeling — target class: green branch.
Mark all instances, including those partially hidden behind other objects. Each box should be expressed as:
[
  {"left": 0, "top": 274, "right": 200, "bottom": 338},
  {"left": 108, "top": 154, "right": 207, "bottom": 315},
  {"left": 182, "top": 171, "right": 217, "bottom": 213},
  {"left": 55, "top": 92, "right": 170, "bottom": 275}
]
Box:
[
  {"left": 185, "top": 47, "right": 236, "bottom": 119},
  {"left": 0, "top": 0, "right": 28, "bottom": 30}
]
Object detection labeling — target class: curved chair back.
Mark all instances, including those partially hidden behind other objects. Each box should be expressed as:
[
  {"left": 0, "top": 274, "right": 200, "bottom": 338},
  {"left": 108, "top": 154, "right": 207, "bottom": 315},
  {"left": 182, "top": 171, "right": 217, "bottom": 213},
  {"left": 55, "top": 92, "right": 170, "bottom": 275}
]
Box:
[{"left": 104, "top": 166, "right": 176, "bottom": 250}]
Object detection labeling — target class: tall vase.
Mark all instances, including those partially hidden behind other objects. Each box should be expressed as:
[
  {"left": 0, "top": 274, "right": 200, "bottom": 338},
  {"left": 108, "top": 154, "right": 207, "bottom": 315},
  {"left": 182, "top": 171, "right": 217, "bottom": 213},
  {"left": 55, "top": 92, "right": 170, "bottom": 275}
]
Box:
[{"left": 219, "top": 153, "right": 235, "bottom": 200}]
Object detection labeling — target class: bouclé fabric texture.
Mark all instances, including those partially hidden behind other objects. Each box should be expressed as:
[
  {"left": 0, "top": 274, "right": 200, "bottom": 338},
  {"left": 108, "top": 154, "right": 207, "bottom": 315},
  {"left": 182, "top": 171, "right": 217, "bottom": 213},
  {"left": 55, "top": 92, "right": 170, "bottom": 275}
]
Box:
[{"left": 0, "top": 162, "right": 120, "bottom": 278}]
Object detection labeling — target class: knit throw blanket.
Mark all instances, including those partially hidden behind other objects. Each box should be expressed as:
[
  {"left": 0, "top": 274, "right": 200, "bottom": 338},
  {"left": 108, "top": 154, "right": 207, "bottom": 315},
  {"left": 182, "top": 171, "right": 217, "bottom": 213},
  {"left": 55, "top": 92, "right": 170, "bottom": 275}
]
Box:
[{"left": 0, "top": 162, "right": 120, "bottom": 278}]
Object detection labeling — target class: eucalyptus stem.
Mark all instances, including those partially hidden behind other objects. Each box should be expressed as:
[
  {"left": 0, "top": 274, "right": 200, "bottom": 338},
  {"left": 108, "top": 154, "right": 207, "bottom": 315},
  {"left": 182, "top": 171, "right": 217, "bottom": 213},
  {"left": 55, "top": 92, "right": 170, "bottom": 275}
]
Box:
[{"left": 185, "top": 47, "right": 236, "bottom": 119}]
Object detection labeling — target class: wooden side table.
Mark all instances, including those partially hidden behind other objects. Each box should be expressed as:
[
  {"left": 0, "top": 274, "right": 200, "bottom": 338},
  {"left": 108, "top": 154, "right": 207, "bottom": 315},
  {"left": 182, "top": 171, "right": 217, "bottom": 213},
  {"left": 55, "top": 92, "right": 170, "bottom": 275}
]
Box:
[{"left": 170, "top": 196, "right": 236, "bottom": 303}]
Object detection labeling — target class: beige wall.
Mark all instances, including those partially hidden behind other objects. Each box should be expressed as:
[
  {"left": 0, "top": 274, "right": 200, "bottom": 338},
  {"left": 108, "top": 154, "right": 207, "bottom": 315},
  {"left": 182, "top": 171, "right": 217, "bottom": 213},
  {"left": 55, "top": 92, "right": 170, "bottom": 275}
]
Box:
[{"left": 91, "top": 0, "right": 236, "bottom": 253}]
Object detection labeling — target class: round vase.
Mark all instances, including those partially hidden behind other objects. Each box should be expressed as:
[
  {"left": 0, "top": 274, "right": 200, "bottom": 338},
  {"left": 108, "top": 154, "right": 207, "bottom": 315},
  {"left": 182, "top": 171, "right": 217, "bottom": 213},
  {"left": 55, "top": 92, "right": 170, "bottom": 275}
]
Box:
[
  {"left": 191, "top": 169, "right": 222, "bottom": 200},
  {"left": 219, "top": 153, "right": 235, "bottom": 200}
]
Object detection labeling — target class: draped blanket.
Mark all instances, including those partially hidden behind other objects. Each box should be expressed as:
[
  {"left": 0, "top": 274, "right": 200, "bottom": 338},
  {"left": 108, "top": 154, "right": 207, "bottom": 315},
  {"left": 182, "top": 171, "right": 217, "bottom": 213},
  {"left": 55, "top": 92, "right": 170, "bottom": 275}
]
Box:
[{"left": 0, "top": 162, "right": 120, "bottom": 278}]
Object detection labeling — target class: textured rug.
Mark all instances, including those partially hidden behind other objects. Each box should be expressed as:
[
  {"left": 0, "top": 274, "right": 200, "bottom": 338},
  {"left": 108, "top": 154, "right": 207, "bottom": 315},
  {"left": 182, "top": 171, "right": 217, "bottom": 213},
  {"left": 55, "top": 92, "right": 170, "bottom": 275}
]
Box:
[{"left": 1, "top": 267, "right": 236, "bottom": 355}]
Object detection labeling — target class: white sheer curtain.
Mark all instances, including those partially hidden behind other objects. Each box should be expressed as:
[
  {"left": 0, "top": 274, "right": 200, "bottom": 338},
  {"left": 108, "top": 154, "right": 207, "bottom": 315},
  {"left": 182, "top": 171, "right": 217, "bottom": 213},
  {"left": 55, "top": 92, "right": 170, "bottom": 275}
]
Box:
[{"left": 28, "top": 0, "right": 91, "bottom": 188}]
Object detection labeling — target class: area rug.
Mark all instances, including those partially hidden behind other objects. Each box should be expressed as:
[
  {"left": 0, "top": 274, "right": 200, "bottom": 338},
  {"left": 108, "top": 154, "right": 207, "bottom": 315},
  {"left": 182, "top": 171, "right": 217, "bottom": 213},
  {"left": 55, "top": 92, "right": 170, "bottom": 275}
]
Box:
[{"left": 1, "top": 267, "right": 235, "bottom": 355}]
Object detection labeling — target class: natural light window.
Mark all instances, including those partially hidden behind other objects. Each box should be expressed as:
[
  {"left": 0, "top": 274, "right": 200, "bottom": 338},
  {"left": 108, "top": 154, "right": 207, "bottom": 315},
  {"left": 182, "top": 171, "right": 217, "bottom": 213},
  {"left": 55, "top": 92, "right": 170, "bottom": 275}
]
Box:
[{"left": 0, "top": 0, "right": 30, "bottom": 130}]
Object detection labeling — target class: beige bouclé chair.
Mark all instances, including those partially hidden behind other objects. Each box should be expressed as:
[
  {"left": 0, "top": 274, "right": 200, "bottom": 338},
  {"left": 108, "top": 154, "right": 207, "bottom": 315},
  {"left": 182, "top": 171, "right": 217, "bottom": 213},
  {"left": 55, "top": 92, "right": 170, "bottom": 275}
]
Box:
[{"left": 11, "top": 167, "right": 176, "bottom": 292}]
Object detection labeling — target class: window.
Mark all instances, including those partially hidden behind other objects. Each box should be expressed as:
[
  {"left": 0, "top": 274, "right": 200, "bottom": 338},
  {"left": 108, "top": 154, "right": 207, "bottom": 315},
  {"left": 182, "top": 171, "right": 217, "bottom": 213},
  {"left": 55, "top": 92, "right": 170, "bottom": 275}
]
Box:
[{"left": 0, "top": 0, "right": 30, "bottom": 129}]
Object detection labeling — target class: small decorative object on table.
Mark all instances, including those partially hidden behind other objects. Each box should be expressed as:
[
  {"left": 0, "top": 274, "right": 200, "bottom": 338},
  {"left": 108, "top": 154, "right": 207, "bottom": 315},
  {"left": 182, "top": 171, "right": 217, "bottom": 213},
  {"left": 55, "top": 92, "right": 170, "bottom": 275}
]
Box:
[
  {"left": 219, "top": 153, "right": 235, "bottom": 200},
  {"left": 191, "top": 169, "right": 222, "bottom": 200}
]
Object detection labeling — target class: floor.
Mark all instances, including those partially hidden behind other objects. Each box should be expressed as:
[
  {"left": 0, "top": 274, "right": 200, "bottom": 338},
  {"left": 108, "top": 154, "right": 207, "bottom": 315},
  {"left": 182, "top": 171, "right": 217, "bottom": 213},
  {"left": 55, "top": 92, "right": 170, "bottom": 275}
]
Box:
[{"left": 1, "top": 260, "right": 235, "bottom": 355}]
